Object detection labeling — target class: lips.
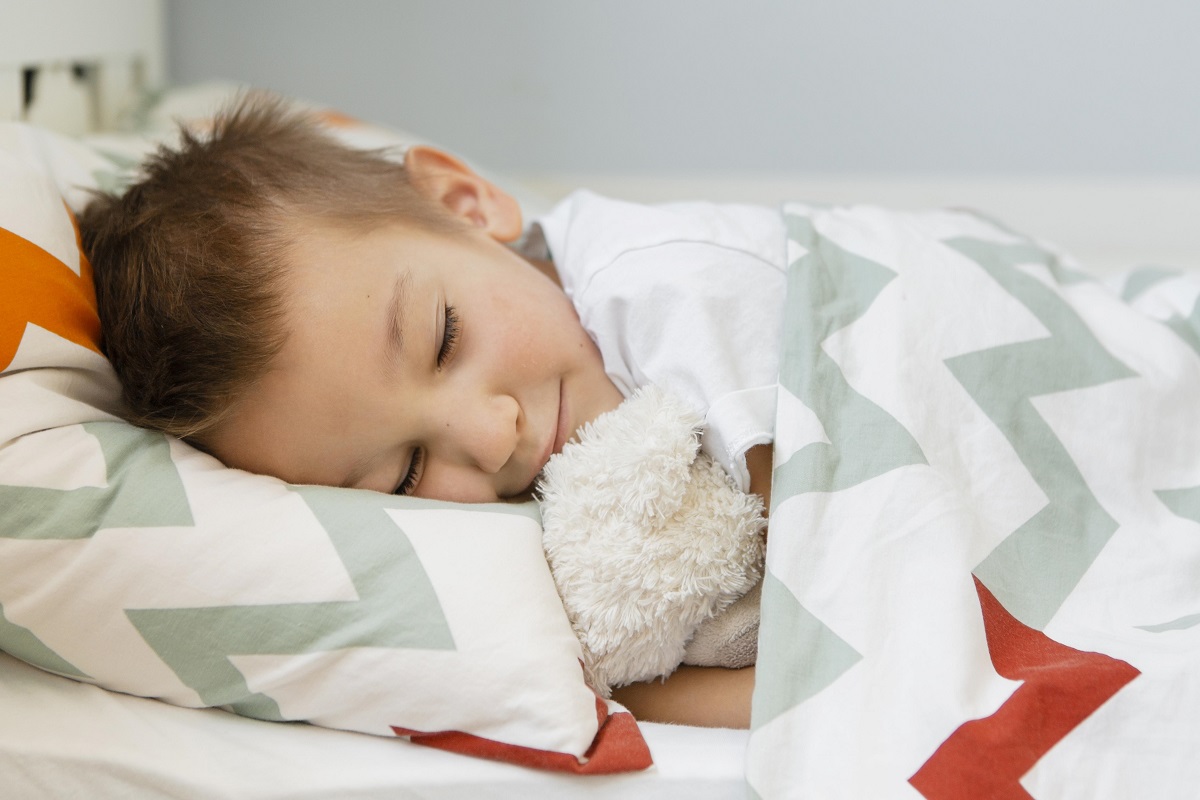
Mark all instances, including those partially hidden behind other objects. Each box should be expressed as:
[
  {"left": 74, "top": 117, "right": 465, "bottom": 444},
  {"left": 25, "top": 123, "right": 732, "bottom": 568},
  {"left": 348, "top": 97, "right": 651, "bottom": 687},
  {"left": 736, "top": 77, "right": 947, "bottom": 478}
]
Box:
[
  {"left": 516, "top": 381, "right": 566, "bottom": 498},
  {"left": 552, "top": 380, "right": 570, "bottom": 457}
]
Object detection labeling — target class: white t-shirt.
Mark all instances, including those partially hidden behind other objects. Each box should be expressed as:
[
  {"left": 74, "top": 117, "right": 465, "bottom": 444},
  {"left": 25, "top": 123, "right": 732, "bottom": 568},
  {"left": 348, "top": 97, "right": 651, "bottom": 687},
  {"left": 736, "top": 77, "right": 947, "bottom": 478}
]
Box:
[{"left": 530, "top": 190, "right": 788, "bottom": 491}]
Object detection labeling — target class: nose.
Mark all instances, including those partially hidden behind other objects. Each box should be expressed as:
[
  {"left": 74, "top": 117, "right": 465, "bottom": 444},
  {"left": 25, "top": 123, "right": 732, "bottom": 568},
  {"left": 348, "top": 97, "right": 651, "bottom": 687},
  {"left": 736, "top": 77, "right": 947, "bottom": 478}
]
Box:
[{"left": 442, "top": 392, "right": 520, "bottom": 475}]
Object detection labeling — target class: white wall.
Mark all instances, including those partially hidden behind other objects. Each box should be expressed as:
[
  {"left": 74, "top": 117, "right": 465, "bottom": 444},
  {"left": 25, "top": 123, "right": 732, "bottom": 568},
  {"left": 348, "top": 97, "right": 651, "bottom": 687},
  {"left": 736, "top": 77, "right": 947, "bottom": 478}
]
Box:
[
  {"left": 165, "top": 0, "right": 1200, "bottom": 270},
  {"left": 166, "top": 0, "right": 1200, "bottom": 177}
]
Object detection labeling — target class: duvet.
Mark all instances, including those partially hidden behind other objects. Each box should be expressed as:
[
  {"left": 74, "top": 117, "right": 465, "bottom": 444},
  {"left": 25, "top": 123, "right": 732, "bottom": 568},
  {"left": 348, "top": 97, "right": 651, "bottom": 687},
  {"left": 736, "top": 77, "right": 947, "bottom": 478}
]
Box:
[{"left": 748, "top": 204, "right": 1200, "bottom": 799}]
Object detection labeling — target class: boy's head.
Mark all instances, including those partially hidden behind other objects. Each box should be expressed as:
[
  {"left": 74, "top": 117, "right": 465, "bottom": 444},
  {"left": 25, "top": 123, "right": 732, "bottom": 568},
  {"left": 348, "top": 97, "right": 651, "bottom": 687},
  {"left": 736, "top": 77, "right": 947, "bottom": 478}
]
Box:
[
  {"left": 82, "top": 94, "right": 459, "bottom": 440},
  {"left": 84, "top": 94, "right": 622, "bottom": 502}
]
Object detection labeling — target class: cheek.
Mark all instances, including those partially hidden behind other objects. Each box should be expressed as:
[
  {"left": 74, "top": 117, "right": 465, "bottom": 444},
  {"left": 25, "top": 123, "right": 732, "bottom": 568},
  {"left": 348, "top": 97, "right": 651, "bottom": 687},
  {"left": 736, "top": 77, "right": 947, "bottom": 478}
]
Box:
[
  {"left": 506, "top": 321, "right": 557, "bottom": 374},
  {"left": 484, "top": 289, "right": 576, "bottom": 369},
  {"left": 417, "top": 462, "right": 500, "bottom": 503}
]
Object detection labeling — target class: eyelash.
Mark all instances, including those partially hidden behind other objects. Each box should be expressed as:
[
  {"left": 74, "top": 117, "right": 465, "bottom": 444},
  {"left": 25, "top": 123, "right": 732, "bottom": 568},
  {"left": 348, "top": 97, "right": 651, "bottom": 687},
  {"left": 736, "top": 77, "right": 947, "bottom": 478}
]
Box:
[
  {"left": 395, "top": 448, "right": 424, "bottom": 496},
  {"left": 438, "top": 304, "right": 460, "bottom": 368},
  {"left": 395, "top": 305, "right": 459, "bottom": 496}
]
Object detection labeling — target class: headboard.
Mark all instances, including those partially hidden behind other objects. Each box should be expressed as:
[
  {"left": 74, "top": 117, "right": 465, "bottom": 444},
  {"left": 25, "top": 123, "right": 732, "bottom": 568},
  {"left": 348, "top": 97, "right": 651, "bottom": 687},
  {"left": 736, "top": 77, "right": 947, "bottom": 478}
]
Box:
[{"left": 0, "top": 0, "right": 165, "bottom": 135}]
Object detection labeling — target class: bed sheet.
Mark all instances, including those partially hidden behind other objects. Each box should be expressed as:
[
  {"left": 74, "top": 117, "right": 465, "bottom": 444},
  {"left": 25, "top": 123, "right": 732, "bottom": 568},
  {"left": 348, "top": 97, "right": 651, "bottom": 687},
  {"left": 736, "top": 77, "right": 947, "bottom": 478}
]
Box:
[
  {"left": 747, "top": 203, "right": 1200, "bottom": 798},
  {"left": 0, "top": 651, "right": 747, "bottom": 799}
]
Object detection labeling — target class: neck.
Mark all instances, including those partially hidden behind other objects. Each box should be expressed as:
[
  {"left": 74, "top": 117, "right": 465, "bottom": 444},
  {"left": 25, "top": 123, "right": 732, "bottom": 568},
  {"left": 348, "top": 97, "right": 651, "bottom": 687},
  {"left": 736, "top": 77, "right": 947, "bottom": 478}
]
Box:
[{"left": 526, "top": 255, "right": 562, "bottom": 288}]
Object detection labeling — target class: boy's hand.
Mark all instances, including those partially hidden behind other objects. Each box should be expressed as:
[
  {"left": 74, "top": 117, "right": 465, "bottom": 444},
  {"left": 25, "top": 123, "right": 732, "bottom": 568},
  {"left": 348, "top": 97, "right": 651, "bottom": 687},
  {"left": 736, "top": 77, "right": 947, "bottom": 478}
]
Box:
[
  {"left": 746, "top": 442, "right": 773, "bottom": 516},
  {"left": 610, "top": 665, "right": 756, "bottom": 729},
  {"left": 610, "top": 444, "right": 771, "bottom": 728}
]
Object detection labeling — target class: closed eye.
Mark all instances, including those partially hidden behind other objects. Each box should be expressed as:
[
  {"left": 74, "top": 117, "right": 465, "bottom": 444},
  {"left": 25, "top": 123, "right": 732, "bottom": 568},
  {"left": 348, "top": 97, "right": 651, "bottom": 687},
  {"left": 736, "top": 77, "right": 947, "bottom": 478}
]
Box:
[
  {"left": 438, "top": 304, "right": 459, "bottom": 368},
  {"left": 394, "top": 448, "right": 424, "bottom": 496}
]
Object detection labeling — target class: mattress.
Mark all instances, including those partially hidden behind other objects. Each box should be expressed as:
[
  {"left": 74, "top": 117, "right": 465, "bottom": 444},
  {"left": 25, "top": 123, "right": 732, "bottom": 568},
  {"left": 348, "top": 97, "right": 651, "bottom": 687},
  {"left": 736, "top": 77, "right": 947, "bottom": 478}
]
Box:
[{"left": 0, "top": 651, "right": 748, "bottom": 799}]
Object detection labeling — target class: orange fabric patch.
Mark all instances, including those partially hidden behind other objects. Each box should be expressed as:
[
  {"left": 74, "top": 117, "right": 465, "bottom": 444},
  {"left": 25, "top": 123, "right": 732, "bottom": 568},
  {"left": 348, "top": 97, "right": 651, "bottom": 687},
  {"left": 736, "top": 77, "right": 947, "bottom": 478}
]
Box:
[{"left": 0, "top": 210, "right": 101, "bottom": 372}]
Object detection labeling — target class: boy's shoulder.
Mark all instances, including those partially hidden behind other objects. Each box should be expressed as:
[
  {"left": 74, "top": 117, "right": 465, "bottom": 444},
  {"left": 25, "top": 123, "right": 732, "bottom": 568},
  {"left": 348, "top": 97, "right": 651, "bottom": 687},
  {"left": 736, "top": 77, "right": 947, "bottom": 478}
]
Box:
[{"left": 534, "top": 190, "right": 786, "bottom": 289}]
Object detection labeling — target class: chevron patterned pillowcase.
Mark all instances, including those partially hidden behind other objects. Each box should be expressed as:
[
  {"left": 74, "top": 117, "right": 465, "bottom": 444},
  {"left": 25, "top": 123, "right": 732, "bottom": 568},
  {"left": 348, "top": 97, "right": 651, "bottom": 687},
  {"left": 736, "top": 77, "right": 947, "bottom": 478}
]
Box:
[{"left": 0, "top": 122, "right": 650, "bottom": 774}]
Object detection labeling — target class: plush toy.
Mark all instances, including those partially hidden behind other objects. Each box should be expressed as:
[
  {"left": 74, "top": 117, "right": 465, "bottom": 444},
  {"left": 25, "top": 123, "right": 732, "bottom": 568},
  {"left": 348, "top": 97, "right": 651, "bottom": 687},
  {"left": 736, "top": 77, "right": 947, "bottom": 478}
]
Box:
[{"left": 536, "top": 385, "right": 767, "bottom": 698}]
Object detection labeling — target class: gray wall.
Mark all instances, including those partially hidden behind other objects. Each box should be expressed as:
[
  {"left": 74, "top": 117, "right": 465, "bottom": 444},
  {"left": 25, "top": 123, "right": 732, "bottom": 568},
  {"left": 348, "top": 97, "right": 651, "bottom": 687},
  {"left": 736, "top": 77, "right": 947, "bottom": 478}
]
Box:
[{"left": 166, "top": 0, "right": 1200, "bottom": 175}]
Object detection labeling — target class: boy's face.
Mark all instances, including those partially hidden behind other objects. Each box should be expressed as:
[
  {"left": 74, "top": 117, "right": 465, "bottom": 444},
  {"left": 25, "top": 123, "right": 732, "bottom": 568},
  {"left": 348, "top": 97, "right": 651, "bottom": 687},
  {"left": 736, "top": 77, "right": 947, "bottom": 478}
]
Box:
[{"left": 205, "top": 150, "right": 623, "bottom": 502}]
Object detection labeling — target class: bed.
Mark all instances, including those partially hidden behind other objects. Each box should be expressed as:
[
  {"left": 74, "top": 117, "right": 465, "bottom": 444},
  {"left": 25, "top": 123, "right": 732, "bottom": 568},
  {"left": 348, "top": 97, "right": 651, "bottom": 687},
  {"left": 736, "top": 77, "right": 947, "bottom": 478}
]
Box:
[
  {"left": 1, "top": 4, "right": 749, "bottom": 797},
  {"left": 4, "top": 3, "right": 1200, "bottom": 799}
]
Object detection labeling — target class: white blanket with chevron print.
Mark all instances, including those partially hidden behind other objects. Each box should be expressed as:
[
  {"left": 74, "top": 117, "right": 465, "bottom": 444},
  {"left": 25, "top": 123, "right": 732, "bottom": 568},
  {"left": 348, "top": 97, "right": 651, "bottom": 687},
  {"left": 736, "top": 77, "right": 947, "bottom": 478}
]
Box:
[{"left": 746, "top": 204, "right": 1200, "bottom": 800}]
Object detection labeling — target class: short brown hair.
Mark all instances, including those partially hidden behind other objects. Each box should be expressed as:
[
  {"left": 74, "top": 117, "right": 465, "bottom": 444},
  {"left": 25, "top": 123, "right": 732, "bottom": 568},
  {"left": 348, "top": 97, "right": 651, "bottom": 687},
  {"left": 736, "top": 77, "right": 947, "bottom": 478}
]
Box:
[{"left": 82, "top": 93, "right": 454, "bottom": 443}]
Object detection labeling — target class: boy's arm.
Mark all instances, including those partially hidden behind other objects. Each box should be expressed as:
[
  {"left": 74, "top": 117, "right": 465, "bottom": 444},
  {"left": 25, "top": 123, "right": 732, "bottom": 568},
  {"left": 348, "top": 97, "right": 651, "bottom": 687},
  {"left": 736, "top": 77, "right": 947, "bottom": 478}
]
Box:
[
  {"left": 610, "top": 665, "right": 756, "bottom": 728},
  {"left": 611, "top": 444, "right": 771, "bottom": 729},
  {"left": 745, "top": 443, "right": 773, "bottom": 512}
]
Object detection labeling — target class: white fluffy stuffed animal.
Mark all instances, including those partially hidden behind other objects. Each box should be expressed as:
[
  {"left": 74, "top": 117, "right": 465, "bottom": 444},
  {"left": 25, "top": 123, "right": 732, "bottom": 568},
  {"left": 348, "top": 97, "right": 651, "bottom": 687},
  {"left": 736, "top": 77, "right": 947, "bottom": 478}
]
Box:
[{"left": 536, "top": 384, "right": 767, "bottom": 697}]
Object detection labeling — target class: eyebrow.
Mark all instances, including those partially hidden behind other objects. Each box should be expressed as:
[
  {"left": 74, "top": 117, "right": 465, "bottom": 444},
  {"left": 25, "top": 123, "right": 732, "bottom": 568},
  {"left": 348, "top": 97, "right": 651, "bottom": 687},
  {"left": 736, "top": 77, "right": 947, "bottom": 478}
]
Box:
[
  {"left": 383, "top": 272, "right": 412, "bottom": 375},
  {"left": 339, "top": 272, "right": 411, "bottom": 492}
]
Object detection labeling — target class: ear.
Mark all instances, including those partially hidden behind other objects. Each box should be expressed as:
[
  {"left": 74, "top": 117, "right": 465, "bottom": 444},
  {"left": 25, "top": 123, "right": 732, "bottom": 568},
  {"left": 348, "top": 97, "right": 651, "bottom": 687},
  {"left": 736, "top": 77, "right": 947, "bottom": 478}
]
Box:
[{"left": 404, "top": 146, "right": 524, "bottom": 242}]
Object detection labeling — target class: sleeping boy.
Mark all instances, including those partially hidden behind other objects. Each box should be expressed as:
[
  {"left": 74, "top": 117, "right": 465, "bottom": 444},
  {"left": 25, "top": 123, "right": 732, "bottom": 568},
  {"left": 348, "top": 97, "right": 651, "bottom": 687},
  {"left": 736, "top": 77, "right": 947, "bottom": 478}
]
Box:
[{"left": 80, "top": 94, "right": 779, "bottom": 728}]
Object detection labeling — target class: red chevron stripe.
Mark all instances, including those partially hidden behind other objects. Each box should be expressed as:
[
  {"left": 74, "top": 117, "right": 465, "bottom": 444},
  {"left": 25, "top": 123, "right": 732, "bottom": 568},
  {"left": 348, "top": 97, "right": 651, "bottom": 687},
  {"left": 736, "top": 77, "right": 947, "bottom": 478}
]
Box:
[
  {"left": 393, "top": 696, "right": 652, "bottom": 774},
  {"left": 909, "top": 577, "right": 1138, "bottom": 800}
]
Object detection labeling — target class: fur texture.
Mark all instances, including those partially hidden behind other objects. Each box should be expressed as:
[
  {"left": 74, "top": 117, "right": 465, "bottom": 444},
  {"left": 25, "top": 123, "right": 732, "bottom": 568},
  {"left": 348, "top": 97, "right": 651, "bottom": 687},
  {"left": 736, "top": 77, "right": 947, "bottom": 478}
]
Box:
[
  {"left": 537, "top": 385, "right": 766, "bottom": 697},
  {"left": 682, "top": 578, "right": 761, "bottom": 669}
]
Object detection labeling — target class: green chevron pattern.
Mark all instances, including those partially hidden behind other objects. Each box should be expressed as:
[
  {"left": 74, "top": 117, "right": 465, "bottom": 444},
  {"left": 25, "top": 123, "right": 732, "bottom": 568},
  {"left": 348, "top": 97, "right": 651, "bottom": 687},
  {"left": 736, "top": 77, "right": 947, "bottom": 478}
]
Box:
[
  {"left": 772, "top": 211, "right": 927, "bottom": 506},
  {"left": 752, "top": 571, "right": 861, "bottom": 730},
  {"left": 944, "top": 238, "right": 1136, "bottom": 630},
  {"left": 1158, "top": 487, "right": 1200, "bottom": 526},
  {"left": 1139, "top": 487, "right": 1200, "bottom": 633},
  {"left": 749, "top": 206, "right": 1200, "bottom": 796},
  {"left": 1165, "top": 297, "right": 1200, "bottom": 357},
  {"left": 753, "top": 209, "right": 915, "bottom": 732},
  {"left": 1114, "top": 266, "right": 1200, "bottom": 355},
  {"left": 0, "top": 422, "right": 194, "bottom": 540},
  {"left": 127, "top": 490, "right": 543, "bottom": 719},
  {"left": 0, "top": 602, "right": 86, "bottom": 678},
  {"left": 1120, "top": 266, "right": 1179, "bottom": 303},
  {"left": 0, "top": 422, "right": 193, "bottom": 677},
  {"left": 0, "top": 418, "right": 541, "bottom": 720},
  {"left": 89, "top": 148, "right": 142, "bottom": 195}
]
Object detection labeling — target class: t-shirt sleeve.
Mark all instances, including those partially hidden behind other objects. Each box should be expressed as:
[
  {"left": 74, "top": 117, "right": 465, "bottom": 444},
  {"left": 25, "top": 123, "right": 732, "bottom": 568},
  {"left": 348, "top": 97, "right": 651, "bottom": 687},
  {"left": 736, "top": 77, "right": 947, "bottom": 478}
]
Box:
[{"left": 539, "top": 191, "right": 786, "bottom": 491}]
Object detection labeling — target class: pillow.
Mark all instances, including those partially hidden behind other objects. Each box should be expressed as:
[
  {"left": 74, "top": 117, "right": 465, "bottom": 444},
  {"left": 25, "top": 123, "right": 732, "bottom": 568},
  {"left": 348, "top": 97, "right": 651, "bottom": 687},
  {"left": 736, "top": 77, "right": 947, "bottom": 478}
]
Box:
[{"left": 0, "top": 115, "right": 650, "bottom": 773}]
